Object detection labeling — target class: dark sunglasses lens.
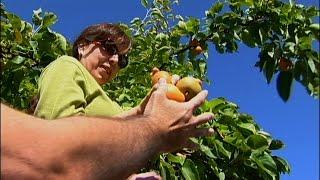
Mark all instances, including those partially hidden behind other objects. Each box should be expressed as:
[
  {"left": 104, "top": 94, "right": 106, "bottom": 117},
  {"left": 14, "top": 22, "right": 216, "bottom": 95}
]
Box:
[
  {"left": 104, "top": 41, "right": 117, "bottom": 55},
  {"left": 118, "top": 55, "right": 128, "bottom": 68},
  {"left": 103, "top": 41, "right": 128, "bottom": 68}
]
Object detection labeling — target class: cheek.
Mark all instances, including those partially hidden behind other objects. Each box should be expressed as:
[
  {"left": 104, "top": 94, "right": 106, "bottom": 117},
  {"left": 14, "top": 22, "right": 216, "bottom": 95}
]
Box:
[{"left": 112, "top": 67, "right": 120, "bottom": 76}]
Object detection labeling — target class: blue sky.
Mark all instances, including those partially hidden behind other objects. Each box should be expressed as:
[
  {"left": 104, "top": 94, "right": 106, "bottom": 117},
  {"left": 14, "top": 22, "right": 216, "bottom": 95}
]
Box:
[{"left": 3, "top": 0, "right": 319, "bottom": 179}]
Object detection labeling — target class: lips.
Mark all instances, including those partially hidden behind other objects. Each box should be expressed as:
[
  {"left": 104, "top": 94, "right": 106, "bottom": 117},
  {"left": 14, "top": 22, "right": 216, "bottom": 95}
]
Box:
[{"left": 100, "top": 64, "right": 110, "bottom": 72}]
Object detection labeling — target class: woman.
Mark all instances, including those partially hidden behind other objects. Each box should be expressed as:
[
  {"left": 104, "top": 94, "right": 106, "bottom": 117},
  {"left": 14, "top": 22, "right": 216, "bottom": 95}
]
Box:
[
  {"left": 35, "top": 23, "right": 145, "bottom": 119},
  {"left": 34, "top": 23, "right": 160, "bottom": 179}
]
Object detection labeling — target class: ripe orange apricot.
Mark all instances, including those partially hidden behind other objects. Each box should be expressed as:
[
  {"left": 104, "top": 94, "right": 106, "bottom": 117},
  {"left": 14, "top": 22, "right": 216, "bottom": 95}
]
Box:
[
  {"left": 166, "top": 84, "right": 185, "bottom": 102},
  {"left": 279, "top": 57, "right": 293, "bottom": 71},
  {"left": 151, "top": 67, "right": 172, "bottom": 85},
  {"left": 176, "top": 77, "right": 202, "bottom": 101},
  {"left": 192, "top": 45, "right": 203, "bottom": 55}
]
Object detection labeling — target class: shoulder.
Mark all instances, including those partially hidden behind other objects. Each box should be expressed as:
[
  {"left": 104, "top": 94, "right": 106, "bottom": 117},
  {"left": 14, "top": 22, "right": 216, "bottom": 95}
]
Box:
[
  {"left": 47, "top": 55, "right": 83, "bottom": 71},
  {"left": 41, "top": 55, "right": 87, "bottom": 77}
]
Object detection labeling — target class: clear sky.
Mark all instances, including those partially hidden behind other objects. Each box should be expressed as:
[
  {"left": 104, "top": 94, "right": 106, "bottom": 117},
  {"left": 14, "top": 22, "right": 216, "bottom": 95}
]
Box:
[{"left": 2, "top": 0, "right": 319, "bottom": 179}]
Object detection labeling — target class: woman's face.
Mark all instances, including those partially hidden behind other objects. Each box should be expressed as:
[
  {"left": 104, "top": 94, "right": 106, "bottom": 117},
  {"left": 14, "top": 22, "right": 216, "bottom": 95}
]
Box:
[{"left": 79, "top": 42, "right": 120, "bottom": 85}]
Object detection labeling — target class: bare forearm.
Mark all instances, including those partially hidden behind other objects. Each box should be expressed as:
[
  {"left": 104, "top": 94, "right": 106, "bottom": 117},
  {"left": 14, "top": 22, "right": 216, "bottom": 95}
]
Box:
[
  {"left": 56, "top": 116, "right": 159, "bottom": 179},
  {"left": 1, "top": 104, "right": 160, "bottom": 180}
]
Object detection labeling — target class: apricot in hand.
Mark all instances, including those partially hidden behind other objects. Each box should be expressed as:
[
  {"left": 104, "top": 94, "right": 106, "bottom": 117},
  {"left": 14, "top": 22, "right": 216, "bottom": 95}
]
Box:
[
  {"left": 151, "top": 67, "right": 172, "bottom": 85},
  {"left": 166, "top": 84, "right": 185, "bottom": 102},
  {"left": 176, "top": 77, "right": 202, "bottom": 101}
]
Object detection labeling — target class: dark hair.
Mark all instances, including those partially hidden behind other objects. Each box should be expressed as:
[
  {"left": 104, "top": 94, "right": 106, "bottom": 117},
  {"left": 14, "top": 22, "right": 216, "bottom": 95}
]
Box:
[{"left": 72, "top": 23, "right": 131, "bottom": 59}]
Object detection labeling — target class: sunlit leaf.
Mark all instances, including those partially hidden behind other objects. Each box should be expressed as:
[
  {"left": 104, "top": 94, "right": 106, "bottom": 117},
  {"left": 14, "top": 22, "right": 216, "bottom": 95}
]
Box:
[
  {"left": 182, "top": 159, "right": 200, "bottom": 180},
  {"left": 11, "top": 56, "right": 26, "bottom": 64},
  {"left": 247, "top": 134, "right": 269, "bottom": 150}
]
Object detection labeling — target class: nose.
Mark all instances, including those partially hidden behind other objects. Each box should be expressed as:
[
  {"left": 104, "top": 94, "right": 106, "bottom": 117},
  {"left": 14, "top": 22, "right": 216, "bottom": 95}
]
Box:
[{"left": 109, "top": 54, "right": 119, "bottom": 66}]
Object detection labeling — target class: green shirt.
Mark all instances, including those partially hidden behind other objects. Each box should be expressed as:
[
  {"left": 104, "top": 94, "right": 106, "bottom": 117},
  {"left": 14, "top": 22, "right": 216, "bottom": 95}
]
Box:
[{"left": 34, "top": 55, "right": 123, "bottom": 120}]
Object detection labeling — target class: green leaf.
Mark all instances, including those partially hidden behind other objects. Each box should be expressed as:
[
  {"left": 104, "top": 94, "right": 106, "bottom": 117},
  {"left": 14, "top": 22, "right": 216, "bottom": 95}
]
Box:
[
  {"left": 207, "top": 2, "right": 224, "bottom": 16},
  {"left": 238, "top": 122, "right": 257, "bottom": 135},
  {"left": 276, "top": 71, "right": 294, "bottom": 102},
  {"left": 160, "top": 160, "right": 177, "bottom": 180},
  {"left": 263, "top": 56, "right": 276, "bottom": 84},
  {"left": 155, "top": 32, "right": 169, "bottom": 41},
  {"left": 141, "top": 0, "right": 148, "bottom": 8},
  {"left": 284, "top": 42, "right": 295, "bottom": 53},
  {"left": 203, "top": 98, "right": 225, "bottom": 112},
  {"left": 252, "top": 152, "right": 278, "bottom": 178},
  {"left": 218, "top": 172, "right": 225, "bottom": 180},
  {"left": 246, "top": 134, "right": 269, "bottom": 150},
  {"left": 199, "top": 144, "right": 216, "bottom": 158},
  {"left": 310, "top": 23, "right": 320, "bottom": 39},
  {"left": 293, "top": 60, "right": 308, "bottom": 83},
  {"left": 11, "top": 56, "right": 26, "bottom": 64},
  {"left": 307, "top": 58, "right": 317, "bottom": 73},
  {"left": 55, "top": 33, "right": 67, "bottom": 52},
  {"left": 167, "top": 153, "right": 185, "bottom": 165},
  {"left": 214, "top": 139, "right": 232, "bottom": 158},
  {"left": 269, "top": 139, "right": 284, "bottom": 150},
  {"left": 42, "top": 12, "right": 57, "bottom": 27},
  {"left": 273, "top": 156, "right": 291, "bottom": 173},
  {"left": 299, "top": 36, "right": 312, "bottom": 50},
  {"left": 182, "top": 159, "right": 200, "bottom": 180},
  {"left": 240, "top": 29, "right": 257, "bottom": 48},
  {"left": 309, "top": 23, "right": 320, "bottom": 31},
  {"left": 185, "top": 18, "right": 200, "bottom": 34}
]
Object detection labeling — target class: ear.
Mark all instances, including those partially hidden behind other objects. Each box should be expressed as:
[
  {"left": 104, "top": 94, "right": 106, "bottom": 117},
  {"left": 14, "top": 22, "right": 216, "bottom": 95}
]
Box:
[
  {"left": 78, "top": 45, "right": 87, "bottom": 59},
  {"left": 78, "top": 46, "right": 84, "bottom": 57}
]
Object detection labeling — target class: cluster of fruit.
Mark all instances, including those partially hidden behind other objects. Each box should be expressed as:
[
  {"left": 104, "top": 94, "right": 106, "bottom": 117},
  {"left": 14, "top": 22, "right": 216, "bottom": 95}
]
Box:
[{"left": 151, "top": 67, "right": 202, "bottom": 102}]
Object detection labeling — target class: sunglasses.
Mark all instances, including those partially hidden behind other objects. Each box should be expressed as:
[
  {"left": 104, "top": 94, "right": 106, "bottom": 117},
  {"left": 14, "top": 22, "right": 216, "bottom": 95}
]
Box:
[{"left": 96, "top": 40, "right": 129, "bottom": 69}]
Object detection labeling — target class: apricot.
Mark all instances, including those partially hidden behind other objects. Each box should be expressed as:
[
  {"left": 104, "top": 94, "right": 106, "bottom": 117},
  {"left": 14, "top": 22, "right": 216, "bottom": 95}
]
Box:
[
  {"left": 151, "top": 67, "right": 172, "bottom": 85},
  {"left": 176, "top": 77, "right": 202, "bottom": 101},
  {"left": 166, "top": 84, "right": 185, "bottom": 102},
  {"left": 279, "top": 57, "right": 293, "bottom": 71},
  {"left": 192, "top": 45, "right": 203, "bottom": 55}
]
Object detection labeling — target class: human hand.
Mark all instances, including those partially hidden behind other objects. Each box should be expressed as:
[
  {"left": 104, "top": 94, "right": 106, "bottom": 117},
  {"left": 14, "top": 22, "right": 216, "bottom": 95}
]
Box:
[
  {"left": 143, "top": 78, "right": 214, "bottom": 153},
  {"left": 136, "top": 74, "right": 180, "bottom": 115},
  {"left": 171, "top": 74, "right": 180, "bottom": 85},
  {"left": 127, "top": 172, "right": 162, "bottom": 180}
]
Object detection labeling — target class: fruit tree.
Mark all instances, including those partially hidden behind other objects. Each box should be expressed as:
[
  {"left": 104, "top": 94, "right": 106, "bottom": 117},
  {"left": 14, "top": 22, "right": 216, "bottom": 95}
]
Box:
[{"left": 1, "top": 0, "right": 319, "bottom": 179}]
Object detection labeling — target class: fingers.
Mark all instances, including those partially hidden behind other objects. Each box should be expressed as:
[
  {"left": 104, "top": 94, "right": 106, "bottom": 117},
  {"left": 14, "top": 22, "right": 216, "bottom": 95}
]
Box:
[
  {"left": 171, "top": 74, "right": 180, "bottom": 85},
  {"left": 183, "top": 139, "right": 199, "bottom": 150},
  {"left": 183, "top": 127, "right": 214, "bottom": 150},
  {"left": 191, "top": 127, "right": 215, "bottom": 138},
  {"left": 186, "top": 113, "right": 214, "bottom": 128},
  {"left": 152, "top": 78, "right": 168, "bottom": 97},
  {"left": 185, "top": 90, "right": 208, "bottom": 110}
]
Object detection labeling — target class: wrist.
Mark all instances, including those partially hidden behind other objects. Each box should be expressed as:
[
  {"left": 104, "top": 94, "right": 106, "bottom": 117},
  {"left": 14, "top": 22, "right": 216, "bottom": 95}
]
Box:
[{"left": 140, "top": 115, "right": 164, "bottom": 154}]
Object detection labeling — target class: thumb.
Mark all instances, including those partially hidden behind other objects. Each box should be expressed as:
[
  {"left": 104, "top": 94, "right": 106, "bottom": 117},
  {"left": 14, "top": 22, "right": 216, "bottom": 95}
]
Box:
[{"left": 153, "top": 78, "right": 168, "bottom": 95}]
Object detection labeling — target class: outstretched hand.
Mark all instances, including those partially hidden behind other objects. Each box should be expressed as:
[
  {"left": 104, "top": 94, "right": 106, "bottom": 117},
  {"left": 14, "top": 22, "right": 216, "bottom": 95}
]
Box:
[{"left": 143, "top": 78, "right": 214, "bottom": 153}]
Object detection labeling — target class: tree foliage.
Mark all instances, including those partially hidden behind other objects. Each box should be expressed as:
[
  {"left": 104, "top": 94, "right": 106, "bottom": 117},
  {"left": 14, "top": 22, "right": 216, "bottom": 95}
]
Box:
[
  {"left": 0, "top": 4, "right": 71, "bottom": 110},
  {"left": 1, "top": 0, "right": 319, "bottom": 179}
]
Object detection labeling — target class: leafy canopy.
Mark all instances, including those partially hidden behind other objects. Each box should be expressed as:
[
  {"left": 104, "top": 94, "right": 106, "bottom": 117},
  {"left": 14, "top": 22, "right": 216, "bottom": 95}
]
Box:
[{"left": 2, "top": 0, "right": 319, "bottom": 179}]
